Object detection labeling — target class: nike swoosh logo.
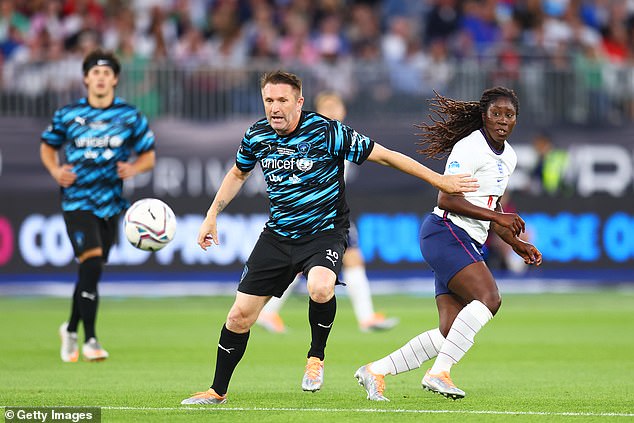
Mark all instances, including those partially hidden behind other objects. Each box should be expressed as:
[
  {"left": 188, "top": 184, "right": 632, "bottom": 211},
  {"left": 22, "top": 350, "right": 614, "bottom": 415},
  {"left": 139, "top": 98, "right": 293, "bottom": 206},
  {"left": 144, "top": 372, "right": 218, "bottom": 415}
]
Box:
[
  {"left": 218, "top": 344, "right": 235, "bottom": 354},
  {"left": 80, "top": 291, "right": 96, "bottom": 301},
  {"left": 317, "top": 322, "right": 333, "bottom": 329}
]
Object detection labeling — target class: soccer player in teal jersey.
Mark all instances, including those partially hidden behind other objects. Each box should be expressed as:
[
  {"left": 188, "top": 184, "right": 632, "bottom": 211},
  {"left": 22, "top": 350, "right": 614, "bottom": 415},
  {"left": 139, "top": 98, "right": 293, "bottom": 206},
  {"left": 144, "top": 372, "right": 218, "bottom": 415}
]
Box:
[
  {"left": 41, "top": 49, "right": 155, "bottom": 362},
  {"left": 182, "top": 71, "right": 478, "bottom": 405},
  {"left": 257, "top": 91, "right": 399, "bottom": 334}
]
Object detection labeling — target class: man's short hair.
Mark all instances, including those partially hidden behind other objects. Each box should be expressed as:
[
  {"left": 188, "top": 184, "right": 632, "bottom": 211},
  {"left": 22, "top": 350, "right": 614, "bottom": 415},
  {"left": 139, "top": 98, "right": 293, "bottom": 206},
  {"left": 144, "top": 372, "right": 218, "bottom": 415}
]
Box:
[
  {"left": 260, "top": 71, "right": 302, "bottom": 95},
  {"left": 82, "top": 49, "right": 121, "bottom": 76}
]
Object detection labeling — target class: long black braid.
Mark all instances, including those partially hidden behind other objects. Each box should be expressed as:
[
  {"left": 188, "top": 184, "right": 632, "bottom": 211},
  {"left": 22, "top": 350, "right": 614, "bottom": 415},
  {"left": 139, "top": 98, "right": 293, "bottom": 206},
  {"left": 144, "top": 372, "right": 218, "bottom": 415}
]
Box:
[{"left": 416, "top": 87, "right": 519, "bottom": 159}]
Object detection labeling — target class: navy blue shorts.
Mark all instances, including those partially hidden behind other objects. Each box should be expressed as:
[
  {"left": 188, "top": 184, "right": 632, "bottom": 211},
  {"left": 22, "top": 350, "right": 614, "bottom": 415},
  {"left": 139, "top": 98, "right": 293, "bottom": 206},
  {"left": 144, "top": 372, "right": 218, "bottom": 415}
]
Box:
[{"left": 419, "top": 213, "right": 484, "bottom": 296}]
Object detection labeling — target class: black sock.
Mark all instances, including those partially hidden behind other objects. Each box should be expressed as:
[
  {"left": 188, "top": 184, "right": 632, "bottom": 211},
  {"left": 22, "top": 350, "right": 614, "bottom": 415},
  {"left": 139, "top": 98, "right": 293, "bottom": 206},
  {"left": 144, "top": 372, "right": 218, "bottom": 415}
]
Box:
[
  {"left": 211, "top": 324, "right": 250, "bottom": 396},
  {"left": 67, "top": 284, "right": 81, "bottom": 333},
  {"left": 307, "top": 296, "right": 336, "bottom": 360},
  {"left": 76, "top": 257, "right": 103, "bottom": 341}
]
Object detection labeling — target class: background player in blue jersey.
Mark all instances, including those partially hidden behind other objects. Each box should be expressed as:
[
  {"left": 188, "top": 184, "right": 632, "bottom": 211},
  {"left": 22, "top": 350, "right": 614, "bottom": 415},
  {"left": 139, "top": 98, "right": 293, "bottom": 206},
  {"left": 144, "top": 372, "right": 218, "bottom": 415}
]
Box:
[
  {"left": 182, "top": 71, "right": 478, "bottom": 405},
  {"left": 257, "top": 91, "right": 399, "bottom": 333},
  {"left": 40, "top": 49, "right": 156, "bottom": 362},
  {"left": 355, "top": 87, "right": 542, "bottom": 402}
]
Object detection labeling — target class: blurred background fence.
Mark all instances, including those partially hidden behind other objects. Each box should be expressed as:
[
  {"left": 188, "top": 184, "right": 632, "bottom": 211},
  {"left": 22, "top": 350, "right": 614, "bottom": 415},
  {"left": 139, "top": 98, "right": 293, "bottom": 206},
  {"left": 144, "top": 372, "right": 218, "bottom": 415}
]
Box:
[{"left": 2, "top": 58, "right": 634, "bottom": 126}]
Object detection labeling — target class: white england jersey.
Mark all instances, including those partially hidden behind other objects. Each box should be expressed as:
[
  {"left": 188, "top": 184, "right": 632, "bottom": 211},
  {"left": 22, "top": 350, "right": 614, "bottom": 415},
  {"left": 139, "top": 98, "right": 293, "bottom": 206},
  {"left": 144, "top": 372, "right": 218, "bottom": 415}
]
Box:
[{"left": 432, "top": 129, "right": 517, "bottom": 244}]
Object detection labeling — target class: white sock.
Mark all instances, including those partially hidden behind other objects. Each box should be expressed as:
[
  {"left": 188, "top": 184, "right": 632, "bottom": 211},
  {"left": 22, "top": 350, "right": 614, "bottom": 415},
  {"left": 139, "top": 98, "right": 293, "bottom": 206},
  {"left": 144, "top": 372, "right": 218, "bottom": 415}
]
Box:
[
  {"left": 343, "top": 265, "right": 374, "bottom": 323},
  {"left": 369, "top": 328, "right": 445, "bottom": 375},
  {"left": 261, "top": 275, "right": 301, "bottom": 314},
  {"left": 430, "top": 300, "right": 493, "bottom": 374}
]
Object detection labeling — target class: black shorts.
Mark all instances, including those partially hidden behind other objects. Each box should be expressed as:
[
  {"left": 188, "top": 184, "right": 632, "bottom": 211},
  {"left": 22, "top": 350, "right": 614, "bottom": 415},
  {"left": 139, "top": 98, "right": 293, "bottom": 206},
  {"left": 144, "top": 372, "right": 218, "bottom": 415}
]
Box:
[
  {"left": 238, "top": 228, "right": 348, "bottom": 298},
  {"left": 347, "top": 221, "right": 359, "bottom": 249},
  {"left": 63, "top": 210, "right": 119, "bottom": 261}
]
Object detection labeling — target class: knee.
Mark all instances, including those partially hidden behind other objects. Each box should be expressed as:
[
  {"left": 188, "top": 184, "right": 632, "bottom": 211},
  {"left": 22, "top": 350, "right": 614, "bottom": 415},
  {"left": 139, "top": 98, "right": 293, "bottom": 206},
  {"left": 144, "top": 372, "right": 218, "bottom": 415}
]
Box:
[
  {"left": 226, "top": 306, "right": 254, "bottom": 333},
  {"left": 439, "top": 323, "right": 451, "bottom": 338},
  {"left": 306, "top": 267, "right": 336, "bottom": 303},
  {"left": 80, "top": 256, "right": 103, "bottom": 272},
  {"left": 77, "top": 256, "right": 103, "bottom": 288},
  {"left": 481, "top": 294, "right": 502, "bottom": 316},
  {"left": 307, "top": 280, "right": 334, "bottom": 303}
]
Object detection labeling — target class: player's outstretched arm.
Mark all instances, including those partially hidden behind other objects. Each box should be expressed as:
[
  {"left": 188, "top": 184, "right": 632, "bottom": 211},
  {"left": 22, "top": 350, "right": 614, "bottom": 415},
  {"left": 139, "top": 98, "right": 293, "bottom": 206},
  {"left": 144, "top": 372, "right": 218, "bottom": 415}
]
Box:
[
  {"left": 198, "top": 164, "right": 251, "bottom": 250},
  {"left": 366, "top": 143, "right": 478, "bottom": 194}
]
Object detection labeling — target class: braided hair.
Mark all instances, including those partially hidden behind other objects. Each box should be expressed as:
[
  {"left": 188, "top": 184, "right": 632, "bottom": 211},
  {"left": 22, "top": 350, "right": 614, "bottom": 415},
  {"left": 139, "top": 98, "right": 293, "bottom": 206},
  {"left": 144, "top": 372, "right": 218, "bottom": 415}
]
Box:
[{"left": 416, "top": 87, "right": 519, "bottom": 159}]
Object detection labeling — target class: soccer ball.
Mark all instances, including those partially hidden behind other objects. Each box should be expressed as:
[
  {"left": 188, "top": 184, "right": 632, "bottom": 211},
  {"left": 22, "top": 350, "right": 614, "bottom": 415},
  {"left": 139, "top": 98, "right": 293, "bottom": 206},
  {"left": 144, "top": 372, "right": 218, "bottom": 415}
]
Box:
[{"left": 124, "top": 198, "right": 177, "bottom": 251}]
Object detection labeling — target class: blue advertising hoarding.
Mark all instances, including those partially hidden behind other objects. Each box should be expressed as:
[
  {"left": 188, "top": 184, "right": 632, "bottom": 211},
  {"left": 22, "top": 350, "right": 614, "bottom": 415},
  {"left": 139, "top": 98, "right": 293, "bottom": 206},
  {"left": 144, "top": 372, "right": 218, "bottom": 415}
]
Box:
[{"left": 1, "top": 117, "right": 633, "bottom": 282}]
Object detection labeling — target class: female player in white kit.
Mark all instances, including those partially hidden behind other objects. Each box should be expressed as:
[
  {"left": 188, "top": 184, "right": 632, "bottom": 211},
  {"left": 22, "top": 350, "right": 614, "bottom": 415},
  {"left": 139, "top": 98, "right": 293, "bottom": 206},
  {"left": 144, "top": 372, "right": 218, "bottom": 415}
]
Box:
[{"left": 354, "top": 86, "right": 542, "bottom": 401}]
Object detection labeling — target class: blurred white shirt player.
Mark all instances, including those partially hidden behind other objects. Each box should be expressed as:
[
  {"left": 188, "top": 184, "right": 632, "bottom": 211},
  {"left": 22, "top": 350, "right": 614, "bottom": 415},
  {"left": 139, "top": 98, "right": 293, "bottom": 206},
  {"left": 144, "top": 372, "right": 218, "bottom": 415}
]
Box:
[{"left": 256, "top": 92, "right": 399, "bottom": 333}]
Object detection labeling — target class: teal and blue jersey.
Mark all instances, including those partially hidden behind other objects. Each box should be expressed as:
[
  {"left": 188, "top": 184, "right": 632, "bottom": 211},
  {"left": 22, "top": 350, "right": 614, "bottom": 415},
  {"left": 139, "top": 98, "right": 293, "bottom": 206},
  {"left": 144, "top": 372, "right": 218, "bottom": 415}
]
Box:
[
  {"left": 237, "top": 111, "right": 374, "bottom": 238},
  {"left": 41, "top": 97, "right": 155, "bottom": 218}
]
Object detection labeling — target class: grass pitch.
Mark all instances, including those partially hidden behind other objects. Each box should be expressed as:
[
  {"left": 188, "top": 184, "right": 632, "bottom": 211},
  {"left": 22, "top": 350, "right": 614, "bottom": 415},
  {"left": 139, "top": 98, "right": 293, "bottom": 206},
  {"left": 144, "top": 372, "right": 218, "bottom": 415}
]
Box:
[{"left": 1, "top": 291, "right": 633, "bottom": 422}]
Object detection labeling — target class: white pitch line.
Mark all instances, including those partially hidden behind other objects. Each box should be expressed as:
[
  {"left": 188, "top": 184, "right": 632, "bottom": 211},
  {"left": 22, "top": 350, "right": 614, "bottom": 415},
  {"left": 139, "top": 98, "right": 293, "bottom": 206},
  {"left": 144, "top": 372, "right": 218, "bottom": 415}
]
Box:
[{"left": 95, "top": 406, "right": 634, "bottom": 418}]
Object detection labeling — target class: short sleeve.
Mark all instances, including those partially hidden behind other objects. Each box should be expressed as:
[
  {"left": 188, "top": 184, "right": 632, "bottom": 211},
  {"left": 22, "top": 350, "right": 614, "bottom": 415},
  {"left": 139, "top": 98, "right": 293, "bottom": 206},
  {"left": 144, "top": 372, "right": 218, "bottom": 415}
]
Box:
[
  {"left": 132, "top": 112, "right": 155, "bottom": 153},
  {"left": 236, "top": 129, "right": 257, "bottom": 172},
  {"left": 329, "top": 121, "right": 374, "bottom": 165},
  {"left": 41, "top": 109, "right": 66, "bottom": 148},
  {"left": 444, "top": 139, "right": 477, "bottom": 176}
]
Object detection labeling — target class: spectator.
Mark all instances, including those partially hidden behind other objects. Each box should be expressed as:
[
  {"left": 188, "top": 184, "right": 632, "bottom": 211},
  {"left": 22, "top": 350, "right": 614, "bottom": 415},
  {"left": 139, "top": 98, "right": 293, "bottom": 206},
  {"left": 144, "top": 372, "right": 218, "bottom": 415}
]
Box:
[
  {"left": 346, "top": 2, "right": 381, "bottom": 51},
  {"left": 421, "top": 37, "right": 453, "bottom": 94},
  {"left": 61, "top": 0, "right": 105, "bottom": 38},
  {"left": 278, "top": 11, "right": 319, "bottom": 66},
  {"left": 117, "top": 35, "right": 160, "bottom": 118},
  {"left": 0, "top": 0, "right": 30, "bottom": 44},
  {"left": 529, "top": 130, "right": 571, "bottom": 196},
  {"left": 28, "top": 0, "right": 65, "bottom": 43},
  {"left": 460, "top": 0, "right": 502, "bottom": 55},
  {"left": 206, "top": 2, "right": 248, "bottom": 69},
  {"left": 573, "top": 40, "right": 610, "bottom": 122},
  {"left": 423, "top": 0, "right": 461, "bottom": 46},
  {"left": 4, "top": 27, "right": 49, "bottom": 96},
  {"left": 244, "top": 0, "right": 278, "bottom": 62},
  {"left": 171, "top": 24, "right": 211, "bottom": 68},
  {"left": 312, "top": 14, "right": 354, "bottom": 99},
  {"left": 381, "top": 15, "right": 412, "bottom": 64}
]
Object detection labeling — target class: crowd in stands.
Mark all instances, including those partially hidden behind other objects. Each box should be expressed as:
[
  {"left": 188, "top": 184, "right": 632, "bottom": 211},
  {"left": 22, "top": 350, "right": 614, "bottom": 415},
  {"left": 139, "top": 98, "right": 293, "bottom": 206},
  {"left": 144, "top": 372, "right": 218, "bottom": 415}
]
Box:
[{"left": 2, "top": 0, "right": 634, "bottom": 118}]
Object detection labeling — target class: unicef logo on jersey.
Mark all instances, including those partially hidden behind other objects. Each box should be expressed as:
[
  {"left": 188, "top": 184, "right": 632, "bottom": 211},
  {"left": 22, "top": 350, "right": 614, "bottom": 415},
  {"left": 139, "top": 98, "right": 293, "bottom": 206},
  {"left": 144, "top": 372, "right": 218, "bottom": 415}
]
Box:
[
  {"left": 109, "top": 135, "right": 124, "bottom": 148},
  {"left": 297, "top": 158, "right": 313, "bottom": 172}
]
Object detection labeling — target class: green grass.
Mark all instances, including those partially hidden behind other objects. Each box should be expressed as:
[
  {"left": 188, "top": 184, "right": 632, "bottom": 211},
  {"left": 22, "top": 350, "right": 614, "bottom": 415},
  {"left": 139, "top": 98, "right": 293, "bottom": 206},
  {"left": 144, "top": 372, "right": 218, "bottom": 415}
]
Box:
[{"left": 1, "top": 292, "right": 633, "bottom": 422}]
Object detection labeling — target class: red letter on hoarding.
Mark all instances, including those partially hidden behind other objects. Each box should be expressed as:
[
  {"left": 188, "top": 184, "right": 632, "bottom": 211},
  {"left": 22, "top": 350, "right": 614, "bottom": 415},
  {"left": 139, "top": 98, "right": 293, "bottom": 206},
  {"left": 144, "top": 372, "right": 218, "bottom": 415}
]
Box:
[{"left": 0, "top": 216, "right": 14, "bottom": 266}]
